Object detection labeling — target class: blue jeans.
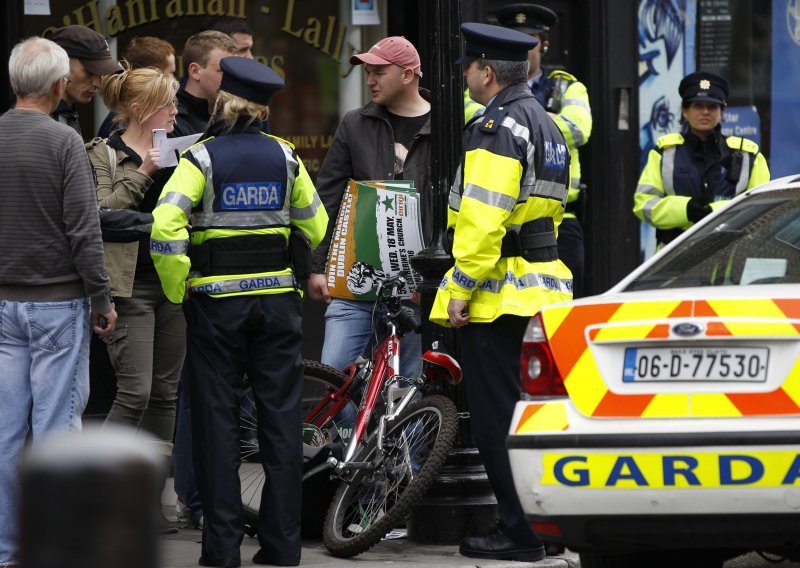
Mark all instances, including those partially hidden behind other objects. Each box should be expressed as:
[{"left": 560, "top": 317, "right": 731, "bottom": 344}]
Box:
[
  {"left": 0, "top": 299, "right": 91, "bottom": 563},
  {"left": 320, "top": 299, "right": 422, "bottom": 378}
]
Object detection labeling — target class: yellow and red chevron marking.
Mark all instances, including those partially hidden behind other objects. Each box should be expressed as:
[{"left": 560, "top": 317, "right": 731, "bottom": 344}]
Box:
[
  {"left": 540, "top": 298, "right": 800, "bottom": 420},
  {"left": 514, "top": 401, "right": 569, "bottom": 433}
]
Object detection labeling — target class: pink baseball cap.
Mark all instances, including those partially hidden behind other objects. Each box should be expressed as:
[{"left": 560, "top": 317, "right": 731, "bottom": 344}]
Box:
[{"left": 350, "top": 36, "right": 422, "bottom": 77}]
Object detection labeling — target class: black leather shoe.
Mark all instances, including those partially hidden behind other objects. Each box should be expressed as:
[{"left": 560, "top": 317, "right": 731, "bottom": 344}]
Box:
[
  {"left": 459, "top": 533, "right": 546, "bottom": 562},
  {"left": 198, "top": 554, "right": 241, "bottom": 567},
  {"left": 252, "top": 548, "right": 299, "bottom": 566}
]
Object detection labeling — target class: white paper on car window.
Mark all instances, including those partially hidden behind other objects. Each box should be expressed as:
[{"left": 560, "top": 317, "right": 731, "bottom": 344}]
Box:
[
  {"left": 740, "top": 258, "right": 787, "bottom": 285},
  {"left": 159, "top": 134, "right": 202, "bottom": 168}
]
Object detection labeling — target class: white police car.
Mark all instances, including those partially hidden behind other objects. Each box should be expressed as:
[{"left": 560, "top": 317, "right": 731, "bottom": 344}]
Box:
[{"left": 508, "top": 176, "right": 800, "bottom": 567}]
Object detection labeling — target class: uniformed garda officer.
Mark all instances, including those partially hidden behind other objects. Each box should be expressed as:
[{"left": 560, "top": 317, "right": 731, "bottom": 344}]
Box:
[
  {"left": 150, "top": 57, "right": 327, "bottom": 567},
  {"left": 431, "top": 23, "right": 572, "bottom": 562},
  {"left": 634, "top": 71, "right": 770, "bottom": 248},
  {"left": 495, "top": 3, "right": 592, "bottom": 297}
]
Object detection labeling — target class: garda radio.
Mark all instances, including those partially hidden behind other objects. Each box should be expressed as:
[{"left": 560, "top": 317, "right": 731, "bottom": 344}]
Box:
[{"left": 221, "top": 182, "right": 284, "bottom": 210}]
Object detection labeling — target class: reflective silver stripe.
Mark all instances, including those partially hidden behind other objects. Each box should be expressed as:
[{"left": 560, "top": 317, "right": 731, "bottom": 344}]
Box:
[
  {"left": 571, "top": 177, "right": 581, "bottom": 189},
  {"left": 189, "top": 143, "right": 212, "bottom": 170},
  {"left": 735, "top": 152, "right": 751, "bottom": 195},
  {"left": 560, "top": 115, "right": 585, "bottom": 146},
  {"left": 277, "top": 139, "right": 299, "bottom": 202},
  {"left": 291, "top": 192, "right": 322, "bottom": 220},
  {"left": 193, "top": 210, "right": 290, "bottom": 228},
  {"left": 501, "top": 115, "right": 530, "bottom": 142},
  {"left": 157, "top": 191, "right": 194, "bottom": 216},
  {"left": 191, "top": 274, "right": 295, "bottom": 295},
  {"left": 519, "top": 138, "right": 537, "bottom": 201},
  {"left": 635, "top": 183, "right": 661, "bottom": 196},
  {"left": 190, "top": 144, "right": 217, "bottom": 218},
  {"left": 500, "top": 115, "right": 538, "bottom": 202},
  {"left": 641, "top": 197, "right": 659, "bottom": 224},
  {"left": 478, "top": 270, "right": 571, "bottom": 294},
  {"left": 150, "top": 238, "right": 189, "bottom": 255},
  {"left": 660, "top": 147, "right": 676, "bottom": 195},
  {"left": 563, "top": 98, "right": 591, "bottom": 112},
  {"left": 451, "top": 264, "right": 479, "bottom": 290},
  {"left": 449, "top": 164, "right": 463, "bottom": 211},
  {"left": 463, "top": 183, "right": 516, "bottom": 211},
  {"left": 531, "top": 179, "right": 567, "bottom": 201}
]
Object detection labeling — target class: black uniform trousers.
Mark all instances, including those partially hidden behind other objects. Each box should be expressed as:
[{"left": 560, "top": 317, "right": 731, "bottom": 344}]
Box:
[
  {"left": 460, "top": 315, "right": 542, "bottom": 547},
  {"left": 557, "top": 217, "right": 585, "bottom": 298},
  {"left": 183, "top": 292, "right": 304, "bottom": 565}
]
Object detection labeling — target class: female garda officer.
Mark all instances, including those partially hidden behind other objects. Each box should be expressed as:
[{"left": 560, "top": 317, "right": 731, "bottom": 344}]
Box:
[
  {"left": 149, "top": 57, "right": 327, "bottom": 567},
  {"left": 634, "top": 71, "right": 770, "bottom": 249}
]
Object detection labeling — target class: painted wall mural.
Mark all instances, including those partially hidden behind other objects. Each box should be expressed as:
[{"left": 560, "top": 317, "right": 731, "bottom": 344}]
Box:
[{"left": 637, "top": 0, "right": 696, "bottom": 260}]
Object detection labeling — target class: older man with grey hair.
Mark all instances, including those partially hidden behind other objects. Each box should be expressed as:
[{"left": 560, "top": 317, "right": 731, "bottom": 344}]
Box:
[{"left": 0, "top": 36, "right": 117, "bottom": 566}]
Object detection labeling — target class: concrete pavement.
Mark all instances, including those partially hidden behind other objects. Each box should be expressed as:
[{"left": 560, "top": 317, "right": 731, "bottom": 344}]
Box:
[{"left": 158, "top": 528, "right": 581, "bottom": 568}]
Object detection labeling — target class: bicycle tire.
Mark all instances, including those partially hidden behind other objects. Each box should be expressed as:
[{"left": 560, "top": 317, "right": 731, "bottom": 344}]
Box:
[
  {"left": 239, "top": 360, "right": 355, "bottom": 525},
  {"left": 322, "top": 394, "right": 458, "bottom": 558}
]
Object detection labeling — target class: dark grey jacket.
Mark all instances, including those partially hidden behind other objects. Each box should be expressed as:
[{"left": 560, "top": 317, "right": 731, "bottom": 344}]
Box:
[{"left": 311, "top": 89, "right": 432, "bottom": 273}]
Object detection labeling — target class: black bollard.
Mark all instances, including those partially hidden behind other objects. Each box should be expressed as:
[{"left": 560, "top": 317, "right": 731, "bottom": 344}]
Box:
[{"left": 20, "top": 425, "right": 163, "bottom": 568}]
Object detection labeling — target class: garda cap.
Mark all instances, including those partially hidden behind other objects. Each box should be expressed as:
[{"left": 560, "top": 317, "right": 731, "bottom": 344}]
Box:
[
  {"left": 679, "top": 71, "right": 729, "bottom": 106},
  {"left": 50, "top": 25, "right": 123, "bottom": 76},
  {"left": 494, "top": 3, "right": 559, "bottom": 36},
  {"left": 219, "top": 56, "right": 284, "bottom": 106},
  {"left": 456, "top": 22, "right": 538, "bottom": 65}
]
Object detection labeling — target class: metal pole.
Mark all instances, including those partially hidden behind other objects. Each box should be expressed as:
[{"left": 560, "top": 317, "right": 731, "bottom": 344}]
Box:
[{"left": 408, "top": 0, "right": 497, "bottom": 545}]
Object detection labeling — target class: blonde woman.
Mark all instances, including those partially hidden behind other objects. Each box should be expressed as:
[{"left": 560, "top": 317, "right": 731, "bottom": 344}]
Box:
[{"left": 85, "top": 65, "right": 185, "bottom": 471}]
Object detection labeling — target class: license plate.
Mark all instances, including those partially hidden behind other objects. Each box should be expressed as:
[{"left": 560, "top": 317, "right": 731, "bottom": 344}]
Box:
[{"left": 623, "top": 347, "right": 769, "bottom": 382}]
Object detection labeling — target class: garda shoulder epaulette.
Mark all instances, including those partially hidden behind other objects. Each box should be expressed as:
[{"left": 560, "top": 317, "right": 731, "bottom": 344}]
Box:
[
  {"left": 726, "top": 136, "right": 759, "bottom": 155},
  {"left": 477, "top": 106, "right": 508, "bottom": 134},
  {"left": 656, "top": 132, "right": 684, "bottom": 150},
  {"left": 268, "top": 133, "right": 295, "bottom": 149},
  {"left": 547, "top": 69, "right": 577, "bottom": 82}
]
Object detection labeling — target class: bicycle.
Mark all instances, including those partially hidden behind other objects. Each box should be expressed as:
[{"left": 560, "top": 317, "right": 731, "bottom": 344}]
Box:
[{"left": 238, "top": 273, "right": 463, "bottom": 557}]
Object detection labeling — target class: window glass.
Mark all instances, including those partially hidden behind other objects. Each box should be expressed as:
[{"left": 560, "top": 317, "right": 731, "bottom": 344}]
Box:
[
  {"left": 625, "top": 186, "right": 800, "bottom": 290},
  {"left": 25, "top": 0, "right": 355, "bottom": 181}
]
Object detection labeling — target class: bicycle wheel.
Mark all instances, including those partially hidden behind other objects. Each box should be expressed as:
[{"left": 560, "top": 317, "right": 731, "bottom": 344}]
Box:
[
  {"left": 322, "top": 394, "right": 458, "bottom": 558},
  {"left": 239, "top": 360, "right": 355, "bottom": 525}
]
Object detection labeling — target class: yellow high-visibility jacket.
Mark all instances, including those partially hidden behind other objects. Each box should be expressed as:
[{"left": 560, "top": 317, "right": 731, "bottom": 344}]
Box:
[
  {"left": 546, "top": 70, "right": 592, "bottom": 219},
  {"left": 431, "top": 83, "right": 573, "bottom": 326},
  {"left": 150, "top": 125, "right": 327, "bottom": 303},
  {"left": 634, "top": 131, "right": 770, "bottom": 246}
]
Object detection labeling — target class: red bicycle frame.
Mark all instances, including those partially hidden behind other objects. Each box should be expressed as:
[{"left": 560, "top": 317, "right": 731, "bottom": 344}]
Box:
[{"left": 303, "top": 329, "right": 463, "bottom": 467}]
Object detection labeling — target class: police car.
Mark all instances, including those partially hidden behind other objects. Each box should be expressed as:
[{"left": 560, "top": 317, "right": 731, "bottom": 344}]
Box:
[{"left": 508, "top": 175, "right": 800, "bottom": 567}]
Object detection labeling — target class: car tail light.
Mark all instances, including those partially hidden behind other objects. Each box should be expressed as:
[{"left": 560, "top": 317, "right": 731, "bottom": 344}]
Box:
[
  {"left": 520, "top": 313, "right": 566, "bottom": 396},
  {"left": 531, "top": 521, "right": 562, "bottom": 537}
]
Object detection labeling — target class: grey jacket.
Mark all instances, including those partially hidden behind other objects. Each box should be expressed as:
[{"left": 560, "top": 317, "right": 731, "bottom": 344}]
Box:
[{"left": 311, "top": 89, "right": 432, "bottom": 273}]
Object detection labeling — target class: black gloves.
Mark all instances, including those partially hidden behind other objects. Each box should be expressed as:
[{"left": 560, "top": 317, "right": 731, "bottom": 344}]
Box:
[{"left": 686, "top": 196, "right": 712, "bottom": 223}]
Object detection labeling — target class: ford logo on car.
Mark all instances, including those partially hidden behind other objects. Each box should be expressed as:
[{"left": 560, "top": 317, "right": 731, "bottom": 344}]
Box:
[{"left": 672, "top": 322, "right": 703, "bottom": 337}]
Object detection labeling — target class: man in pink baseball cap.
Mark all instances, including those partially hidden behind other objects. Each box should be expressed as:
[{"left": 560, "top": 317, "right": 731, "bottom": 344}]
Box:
[
  {"left": 308, "top": 36, "right": 431, "bottom": 379},
  {"left": 349, "top": 35, "right": 422, "bottom": 77}
]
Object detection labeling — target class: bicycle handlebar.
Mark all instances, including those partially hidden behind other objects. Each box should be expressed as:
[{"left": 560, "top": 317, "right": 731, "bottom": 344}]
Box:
[{"left": 375, "top": 271, "right": 409, "bottom": 300}]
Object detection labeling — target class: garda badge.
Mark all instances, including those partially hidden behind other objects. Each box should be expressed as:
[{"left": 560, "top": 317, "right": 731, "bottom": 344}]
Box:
[
  {"left": 699, "top": 79, "right": 711, "bottom": 90},
  {"left": 478, "top": 107, "right": 508, "bottom": 134}
]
